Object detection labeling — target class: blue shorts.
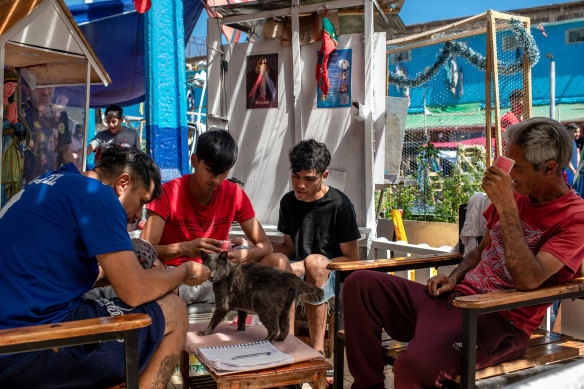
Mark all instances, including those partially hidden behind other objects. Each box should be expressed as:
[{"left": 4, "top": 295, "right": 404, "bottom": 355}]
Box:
[
  {"left": 292, "top": 259, "right": 336, "bottom": 305},
  {"left": 0, "top": 297, "right": 165, "bottom": 389}
]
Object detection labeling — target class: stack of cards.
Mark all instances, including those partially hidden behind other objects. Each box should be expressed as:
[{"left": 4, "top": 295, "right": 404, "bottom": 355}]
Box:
[{"left": 495, "top": 156, "right": 515, "bottom": 173}]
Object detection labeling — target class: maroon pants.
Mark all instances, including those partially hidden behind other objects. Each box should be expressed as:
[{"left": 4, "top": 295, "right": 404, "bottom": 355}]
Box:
[{"left": 343, "top": 271, "right": 530, "bottom": 388}]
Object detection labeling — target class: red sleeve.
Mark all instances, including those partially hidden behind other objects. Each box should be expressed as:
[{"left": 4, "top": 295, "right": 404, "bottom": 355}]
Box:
[
  {"left": 483, "top": 203, "right": 497, "bottom": 230},
  {"left": 146, "top": 181, "right": 172, "bottom": 220},
  {"left": 233, "top": 184, "right": 255, "bottom": 223},
  {"left": 540, "top": 213, "right": 584, "bottom": 274}
]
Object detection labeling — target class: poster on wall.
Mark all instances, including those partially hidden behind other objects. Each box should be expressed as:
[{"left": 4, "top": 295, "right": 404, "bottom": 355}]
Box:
[
  {"left": 317, "top": 49, "right": 352, "bottom": 108},
  {"left": 246, "top": 54, "right": 278, "bottom": 109}
]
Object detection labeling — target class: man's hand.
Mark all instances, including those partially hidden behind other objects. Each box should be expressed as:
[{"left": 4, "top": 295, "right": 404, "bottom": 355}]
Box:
[
  {"left": 426, "top": 274, "right": 456, "bottom": 298},
  {"left": 228, "top": 248, "right": 250, "bottom": 264},
  {"left": 230, "top": 236, "right": 251, "bottom": 248},
  {"left": 481, "top": 165, "right": 515, "bottom": 209},
  {"left": 180, "top": 261, "right": 210, "bottom": 286},
  {"left": 182, "top": 237, "right": 222, "bottom": 258}
]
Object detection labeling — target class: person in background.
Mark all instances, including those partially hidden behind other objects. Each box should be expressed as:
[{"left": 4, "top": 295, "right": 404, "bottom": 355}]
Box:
[
  {"left": 22, "top": 86, "right": 73, "bottom": 184},
  {"left": 563, "top": 123, "right": 580, "bottom": 186},
  {"left": 87, "top": 105, "right": 140, "bottom": 163},
  {"left": 141, "top": 130, "right": 289, "bottom": 305},
  {"left": 501, "top": 89, "right": 523, "bottom": 131},
  {"left": 0, "top": 145, "right": 208, "bottom": 388},
  {"left": 263, "top": 139, "right": 361, "bottom": 359}
]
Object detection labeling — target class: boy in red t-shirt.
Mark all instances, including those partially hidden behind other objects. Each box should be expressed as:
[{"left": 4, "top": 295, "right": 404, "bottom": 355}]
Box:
[{"left": 142, "top": 130, "right": 291, "bottom": 304}]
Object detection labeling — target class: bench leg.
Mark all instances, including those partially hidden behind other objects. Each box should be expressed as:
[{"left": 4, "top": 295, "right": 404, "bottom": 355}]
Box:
[
  {"left": 461, "top": 308, "right": 477, "bottom": 389},
  {"left": 333, "top": 274, "right": 344, "bottom": 389},
  {"left": 124, "top": 330, "right": 140, "bottom": 389}
]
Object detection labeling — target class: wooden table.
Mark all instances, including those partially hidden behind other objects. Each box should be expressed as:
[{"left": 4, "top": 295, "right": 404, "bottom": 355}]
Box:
[
  {"left": 184, "top": 357, "right": 330, "bottom": 389},
  {"left": 181, "top": 322, "right": 331, "bottom": 389}
]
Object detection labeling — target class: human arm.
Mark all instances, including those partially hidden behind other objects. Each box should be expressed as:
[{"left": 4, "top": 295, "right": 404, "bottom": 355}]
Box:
[
  {"left": 481, "top": 165, "right": 565, "bottom": 290},
  {"left": 569, "top": 161, "right": 577, "bottom": 175},
  {"left": 87, "top": 143, "right": 95, "bottom": 155},
  {"left": 228, "top": 217, "right": 273, "bottom": 264},
  {"left": 330, "top": 239, "right": 359, "bottom": 262},
  {"left": 427, "top": 231, "right": 490, "bottom": 297},
  {"left": 272, "top": 234, "right": 295, "bottom": 257},
  {"left": 97, "top": 250, "right": 209, "bottom": 307},
  {"left": 140, "top": 211, "right": 221, "bottom": 262}
]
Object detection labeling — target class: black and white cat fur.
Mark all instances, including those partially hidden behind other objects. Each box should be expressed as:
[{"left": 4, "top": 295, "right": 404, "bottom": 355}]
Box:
[{"left": 197, "top": 251, "right": 324, "bottom": 342}]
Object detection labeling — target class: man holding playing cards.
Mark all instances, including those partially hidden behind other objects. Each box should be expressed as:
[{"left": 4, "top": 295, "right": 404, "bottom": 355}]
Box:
[{"left": 343, "top": 117, "right": 584, "bottom": 389}]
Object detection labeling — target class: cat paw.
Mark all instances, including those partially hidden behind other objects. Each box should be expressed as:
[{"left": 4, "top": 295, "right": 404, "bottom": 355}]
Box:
[
  {"left": 197, "top": 330, "right": 211, "bottom": 336},
  {"left": 275, "top": 333, "right": 288, "bottom": 341}
]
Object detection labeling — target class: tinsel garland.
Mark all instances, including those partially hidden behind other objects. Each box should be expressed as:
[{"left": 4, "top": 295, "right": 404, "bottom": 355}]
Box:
[{"left": 387, "top": 19, "right": 540, "bottom": 88}]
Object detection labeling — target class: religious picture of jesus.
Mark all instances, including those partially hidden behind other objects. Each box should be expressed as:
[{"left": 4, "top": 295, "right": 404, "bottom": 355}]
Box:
[{"left": 246, "top": 54, "right": 278, "bottom": 109}]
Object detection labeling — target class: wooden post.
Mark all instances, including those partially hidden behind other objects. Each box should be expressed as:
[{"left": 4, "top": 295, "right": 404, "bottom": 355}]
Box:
[
  {"left": 522, "top": 19, "right": 533, "bottom": 119},
  {"left": 484, "top": 12, "right": 493, "bottom": 167},
  {"left": 488, "top": 11, "right": 502, "bottom": 159}
]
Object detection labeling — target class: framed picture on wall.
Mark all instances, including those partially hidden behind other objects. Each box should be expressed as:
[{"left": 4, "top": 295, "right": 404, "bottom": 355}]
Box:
[
  {"left": 246, "top": 53, "right": 278, "bottom": 109},
  {"left": 317, "top": 49, "right": 352, "bottom": 108}
]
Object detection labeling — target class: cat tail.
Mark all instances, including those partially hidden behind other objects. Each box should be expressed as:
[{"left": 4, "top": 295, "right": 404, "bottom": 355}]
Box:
[{"left": 290, "top": 276, "right": 325, "bottom": 303}]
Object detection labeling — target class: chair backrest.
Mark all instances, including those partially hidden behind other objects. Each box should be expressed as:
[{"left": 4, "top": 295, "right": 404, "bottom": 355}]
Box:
[{"left": 458, "top": 203, "right": 468, "bottom": 254}]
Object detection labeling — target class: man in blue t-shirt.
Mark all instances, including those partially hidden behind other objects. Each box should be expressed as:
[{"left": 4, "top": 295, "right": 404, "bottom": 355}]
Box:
[{"left": 0, "top": 145, "right": 209, "bottom": 388}]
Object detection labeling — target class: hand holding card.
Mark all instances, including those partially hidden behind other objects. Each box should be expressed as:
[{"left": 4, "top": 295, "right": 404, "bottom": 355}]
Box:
[{"left": 494, "top": 156, "right": 515, "bottom": 174}]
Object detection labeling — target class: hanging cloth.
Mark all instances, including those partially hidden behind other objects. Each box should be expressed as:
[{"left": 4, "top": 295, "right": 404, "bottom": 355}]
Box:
[{"left": 316, "top": 11, "right": 338, "bottom": 96}]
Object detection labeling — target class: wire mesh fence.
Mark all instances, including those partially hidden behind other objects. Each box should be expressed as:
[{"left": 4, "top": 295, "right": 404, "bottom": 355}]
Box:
[{"left": 381, "top": 12, "right": 534, "bottom": 222}]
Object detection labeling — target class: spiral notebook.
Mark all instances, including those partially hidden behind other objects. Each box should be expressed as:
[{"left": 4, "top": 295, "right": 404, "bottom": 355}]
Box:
[{"left": 196, "top": 340, "right": 294, "bottom": 373}]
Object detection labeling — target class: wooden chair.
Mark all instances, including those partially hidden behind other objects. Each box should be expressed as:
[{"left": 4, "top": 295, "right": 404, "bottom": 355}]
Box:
[
  {"left": 0, "top": 313, "right": 152, "bottom": 389},
  {"left": 327, "top": 256, "right": 584, "bottom": 388}
]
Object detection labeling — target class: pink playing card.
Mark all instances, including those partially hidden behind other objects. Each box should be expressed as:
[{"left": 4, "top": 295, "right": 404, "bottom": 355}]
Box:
[{"left": 495, "top": 156, "right": 515, "bottom": 173}]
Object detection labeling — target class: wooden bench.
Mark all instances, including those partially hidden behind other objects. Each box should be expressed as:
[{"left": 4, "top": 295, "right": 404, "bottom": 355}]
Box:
[
  {"left": 327, "top": 256, "right": 584, "bottom": 388},
  {"left": 0, "top": 313, "right": 152, "bottom": 389}
]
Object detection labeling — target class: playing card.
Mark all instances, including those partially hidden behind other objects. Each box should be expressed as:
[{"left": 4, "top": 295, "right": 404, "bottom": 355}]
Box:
[
  {"left": 131, "top": 238, "right": 157, "bottom": 269},
  {"left": 495, "top": 156, "right": 515, "bottom": 173}
]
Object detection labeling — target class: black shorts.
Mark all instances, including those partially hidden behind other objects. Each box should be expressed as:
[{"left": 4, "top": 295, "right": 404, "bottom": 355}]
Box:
[{"left": 0, "top": 297, "right": 165, "bottom": 388}]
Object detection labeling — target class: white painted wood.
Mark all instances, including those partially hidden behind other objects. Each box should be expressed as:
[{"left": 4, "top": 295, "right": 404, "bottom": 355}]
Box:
[{"left": 291, "top": 0, "right": 303, "bottom": 143}]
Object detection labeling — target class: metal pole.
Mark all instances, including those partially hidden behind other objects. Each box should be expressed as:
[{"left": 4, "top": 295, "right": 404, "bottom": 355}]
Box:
[
  {"left": 82, "top": 61, "right": 90, "bottom": 172},
  {"left": 546, "top": 53, "right": 555, "bottom": 120}
]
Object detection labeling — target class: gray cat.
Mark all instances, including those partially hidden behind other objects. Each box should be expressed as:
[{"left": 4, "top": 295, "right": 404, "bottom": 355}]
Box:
[{"left": 197, "top": 251, "right": 324, "bottom": 342}]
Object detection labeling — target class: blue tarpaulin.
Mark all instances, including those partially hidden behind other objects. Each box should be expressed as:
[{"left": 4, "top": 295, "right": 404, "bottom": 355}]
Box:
[{"left": 66, "top": 0, "right": 204, "bottom": 108}]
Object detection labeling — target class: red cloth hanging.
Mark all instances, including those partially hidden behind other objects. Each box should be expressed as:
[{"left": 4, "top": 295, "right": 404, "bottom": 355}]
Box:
[{"left": 315, "top": 12, "right": 338, "bottom": 96}]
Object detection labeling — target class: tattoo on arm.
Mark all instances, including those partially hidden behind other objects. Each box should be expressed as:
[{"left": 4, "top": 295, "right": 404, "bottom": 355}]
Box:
[{"left": 150, "top": 354, "right": 179, "bottom": 389}]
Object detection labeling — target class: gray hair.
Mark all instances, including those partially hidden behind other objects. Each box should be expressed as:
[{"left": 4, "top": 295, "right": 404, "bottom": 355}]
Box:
[{"left": 504, "top": 117, "right": 572, "bottom": 173}]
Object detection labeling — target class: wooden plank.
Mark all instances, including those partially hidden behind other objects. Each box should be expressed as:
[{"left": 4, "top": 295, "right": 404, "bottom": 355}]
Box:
[
  {"left": 209, "top": 360, "right": 331, "bottom": 388},
  {"left": 484, "top": 14, "right": 493, "bottom": 167},
  {"left": 0, "top": 314, "right": 152, "bottom": 346},
  {"left": 387, "top": 11, "right": 488, "bottom": 47},
  {"left": 386, "top": 23, "right": 509, "bottom": 55},
  {"left": 488, "top": 10, "right": 503, "bottom": 158},
  {"left": 522, "top": 18, "right": 533, "bottom": 120},
  {"left": 327, "top": 253, "right": 463, "bottom": 272},
  {"left": 452, "top": 278, "right": 584, "bottom": 309}
]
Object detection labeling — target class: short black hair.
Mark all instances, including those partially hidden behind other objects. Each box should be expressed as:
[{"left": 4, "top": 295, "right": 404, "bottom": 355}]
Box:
[
  {"left": 105, "top": 105, "right": 123, "bottom": 120},
  {"left": 195, "top": 130, "right": 238, "bottom": 175},
  {"left": 567, "top": 123, "right": 580, "bottom": 131},
  {"left": 96, "top": 145, "right": 162, "bottom": 200},
  {"left": 289, "top": 139, "right": 331, "bottom": 175},
  {"left": 509, "top": 89, "right": 523, "bottom": 102}
]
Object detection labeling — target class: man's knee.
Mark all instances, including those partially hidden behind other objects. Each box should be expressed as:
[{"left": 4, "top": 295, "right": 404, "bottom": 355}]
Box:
[
  {"left": 260, "top": 253, "right": 292, "bottom": 272},
  {"left": 157, "top": 293, "right": 188, "bottom": 333},
  {"left": 304, "top": 254, "right": 328, "bottom": 277}
]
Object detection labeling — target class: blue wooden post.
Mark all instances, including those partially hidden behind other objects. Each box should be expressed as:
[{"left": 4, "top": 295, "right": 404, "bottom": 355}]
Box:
[{"left": 144, "top": 0, "right": 189, "bottom": 182}]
